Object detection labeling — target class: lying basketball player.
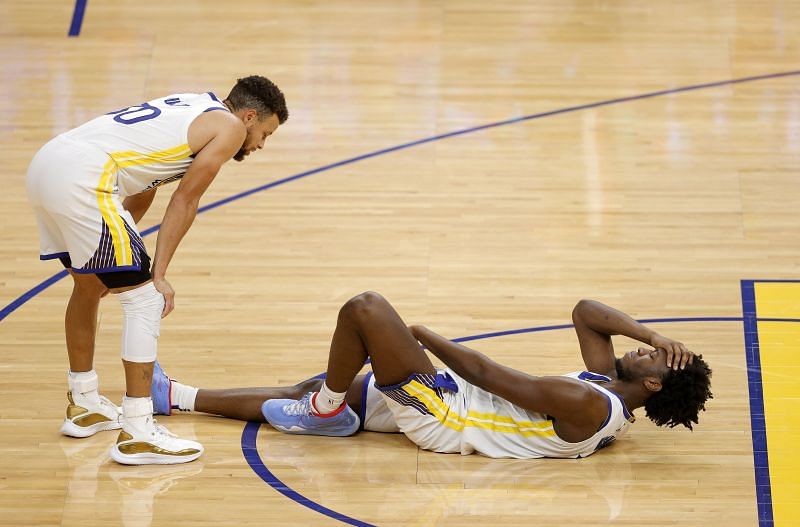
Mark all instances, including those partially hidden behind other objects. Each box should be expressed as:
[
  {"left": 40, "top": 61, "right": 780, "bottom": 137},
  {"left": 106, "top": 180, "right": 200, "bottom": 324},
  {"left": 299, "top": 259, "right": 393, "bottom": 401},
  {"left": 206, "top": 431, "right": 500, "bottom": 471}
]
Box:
[{"left": 153, "top": 292, "right": 712, "bottom": 459}]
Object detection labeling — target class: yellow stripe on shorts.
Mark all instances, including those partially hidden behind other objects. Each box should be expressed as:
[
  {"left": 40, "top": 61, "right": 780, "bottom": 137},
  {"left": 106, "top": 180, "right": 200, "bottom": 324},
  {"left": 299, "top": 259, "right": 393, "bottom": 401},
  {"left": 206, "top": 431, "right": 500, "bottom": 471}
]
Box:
[
  {"left": 94, "top": 144, "right": 193, "bottom": 267},
  {"left": 95, "top": 158, "right": 131, "bottom": 266}
]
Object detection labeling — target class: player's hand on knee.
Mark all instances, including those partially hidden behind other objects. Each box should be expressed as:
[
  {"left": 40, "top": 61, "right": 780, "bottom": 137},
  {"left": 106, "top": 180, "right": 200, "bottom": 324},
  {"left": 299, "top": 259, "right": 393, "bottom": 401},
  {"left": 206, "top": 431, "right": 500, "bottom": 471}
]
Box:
[{"left": 153, "top": 277, "right": 175, "bottom": 318}]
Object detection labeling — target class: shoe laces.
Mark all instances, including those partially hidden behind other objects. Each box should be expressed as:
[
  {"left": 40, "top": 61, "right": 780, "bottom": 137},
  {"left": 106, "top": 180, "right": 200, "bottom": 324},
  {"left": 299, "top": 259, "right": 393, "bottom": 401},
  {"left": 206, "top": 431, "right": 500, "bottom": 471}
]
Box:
[
  {"left": 152, "top": 420, "right": 177, "bottom": 439},
  {"left": 283, "top": 393, "right": 314, "bottom": 416},
  {"left": 98, "top": 395, "right": 121, "bottom": 416}
]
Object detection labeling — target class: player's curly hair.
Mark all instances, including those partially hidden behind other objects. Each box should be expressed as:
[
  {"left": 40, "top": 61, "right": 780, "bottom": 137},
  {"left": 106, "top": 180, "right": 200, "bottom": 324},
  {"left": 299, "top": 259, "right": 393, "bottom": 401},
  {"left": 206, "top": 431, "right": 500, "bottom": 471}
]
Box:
[
  {"left": 226, "top": 75, "right": 289, "bottom": 123},
  {"left": 644, "top": 354, "right": 712, "bottom": 430}
]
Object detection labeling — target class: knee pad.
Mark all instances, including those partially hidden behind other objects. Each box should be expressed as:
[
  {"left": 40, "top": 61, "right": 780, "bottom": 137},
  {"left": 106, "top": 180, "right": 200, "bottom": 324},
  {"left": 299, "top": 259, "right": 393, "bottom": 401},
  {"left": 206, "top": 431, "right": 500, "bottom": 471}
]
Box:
[{"left": 117, "top": 282, "right": 164, "bottom": 363}]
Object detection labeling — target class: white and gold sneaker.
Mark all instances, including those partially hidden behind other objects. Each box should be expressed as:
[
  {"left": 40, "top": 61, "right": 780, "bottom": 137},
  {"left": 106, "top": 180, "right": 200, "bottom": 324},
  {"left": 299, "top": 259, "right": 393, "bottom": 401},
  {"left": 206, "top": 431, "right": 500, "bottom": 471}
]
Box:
[
  {"left": 60, "top": 391, "right": 122, "bottom": 438},
  {"left": 110, "top": 398, "right": 202, "bottom": 465}
]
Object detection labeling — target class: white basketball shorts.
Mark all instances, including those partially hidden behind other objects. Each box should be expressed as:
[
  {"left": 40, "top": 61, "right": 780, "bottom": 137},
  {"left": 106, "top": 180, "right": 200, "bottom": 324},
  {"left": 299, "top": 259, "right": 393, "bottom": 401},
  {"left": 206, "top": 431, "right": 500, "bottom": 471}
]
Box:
[{"left": 26, "top": 135, "right": 147, "bottom": 273}]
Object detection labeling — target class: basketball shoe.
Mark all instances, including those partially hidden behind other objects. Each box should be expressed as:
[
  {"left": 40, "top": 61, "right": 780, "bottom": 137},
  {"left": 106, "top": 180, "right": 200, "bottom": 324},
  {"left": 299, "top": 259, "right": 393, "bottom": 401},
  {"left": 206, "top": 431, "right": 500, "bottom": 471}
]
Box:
[
  {"left": 60, "top": 391, "right": 122, "bottom": 438},
  {"left": 151, "top": 360, "right": 173, "bottom": 416},
  {"left": 110, "top": 397, "right": 203, "bottom": 465},
  {"left": 262, "top": 392, "right": 360, "bottom": 437}
]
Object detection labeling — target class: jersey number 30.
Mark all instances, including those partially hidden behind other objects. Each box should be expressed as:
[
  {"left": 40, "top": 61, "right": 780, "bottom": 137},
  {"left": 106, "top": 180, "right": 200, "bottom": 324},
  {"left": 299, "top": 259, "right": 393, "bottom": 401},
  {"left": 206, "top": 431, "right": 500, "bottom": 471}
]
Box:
[{"left": 107, "top": 103, "right": 162, "bottom": 125}]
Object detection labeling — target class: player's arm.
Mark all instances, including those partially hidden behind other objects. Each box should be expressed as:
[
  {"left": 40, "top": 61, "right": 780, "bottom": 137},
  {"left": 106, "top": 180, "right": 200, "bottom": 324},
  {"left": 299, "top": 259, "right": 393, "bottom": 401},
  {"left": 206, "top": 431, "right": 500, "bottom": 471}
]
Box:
[
  {"left": 123, "top": 188, "right": 157, "bottom": 224},
  {"left": 151, "top": 115, "right": 246, "bottom": 316},
  {"left": 571, "top": 299, "right": 692, "bottom": 375},
  {"left": 410, "top": 325, "right": 608, "bottom": 440}
]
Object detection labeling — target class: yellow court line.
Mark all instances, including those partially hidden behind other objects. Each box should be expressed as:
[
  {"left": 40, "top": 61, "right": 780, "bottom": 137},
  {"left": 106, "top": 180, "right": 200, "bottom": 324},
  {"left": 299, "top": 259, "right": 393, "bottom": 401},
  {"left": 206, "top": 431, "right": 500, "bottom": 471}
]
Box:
[{"left": 754, "top": 282, "right": 800, "bottom": 527}]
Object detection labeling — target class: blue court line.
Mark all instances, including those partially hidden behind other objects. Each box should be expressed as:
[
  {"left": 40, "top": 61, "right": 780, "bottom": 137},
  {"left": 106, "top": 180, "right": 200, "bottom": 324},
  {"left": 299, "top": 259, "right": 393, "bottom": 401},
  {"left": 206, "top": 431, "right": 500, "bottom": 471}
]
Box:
[
  {"left": 3, "top": 71, "right": 800, "bottom": 323},
  {"left": 3, "top": 70, "right": 800, "bottom": 324},
  {"left": 241, "top": 422, "right": 377, "bottom": 527},
  {"left": 741, "top": 280, "right": 778, "bottom": 527},
  {"left": 451, "top": 317, "right": 747, "bottom": 343},
  {"left": 68, "top": 0, "right": 87, "bottom": 37},
  {"left": 241, "top": 314, "right": 787, "bottom": 526}
]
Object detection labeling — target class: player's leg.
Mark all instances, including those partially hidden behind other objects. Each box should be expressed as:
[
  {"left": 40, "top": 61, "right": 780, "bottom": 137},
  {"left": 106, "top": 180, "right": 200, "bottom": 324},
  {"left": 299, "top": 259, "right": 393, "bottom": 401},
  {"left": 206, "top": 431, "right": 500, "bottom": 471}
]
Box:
[
  {"left": 262, "top": 291, "right": 435, "bottom": 435},
  {"left": 95, "top": 252, "right": 203, "bottom": 465},
  {"left": 151, "top": 362, "right": 369, "bottom": 421},
  {"left": 324, "top": 291, "right": 436, "bottom": 391},
  {"left": 64, "top": 269, "right": 107, "bottom": 372},
  {"left": 59, "top": 261, "right": 122, "bottom": 438}
]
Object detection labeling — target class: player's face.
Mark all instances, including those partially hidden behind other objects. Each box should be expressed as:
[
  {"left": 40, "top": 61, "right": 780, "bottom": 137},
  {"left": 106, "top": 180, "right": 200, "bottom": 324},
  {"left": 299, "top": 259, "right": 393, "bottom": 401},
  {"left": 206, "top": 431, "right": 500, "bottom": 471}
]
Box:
[
  {"left": 234, "top": 113, "right": 281, "bottom": 162},
  {"left": 621, "top": 347, "right": 670, "bottom": 380}
]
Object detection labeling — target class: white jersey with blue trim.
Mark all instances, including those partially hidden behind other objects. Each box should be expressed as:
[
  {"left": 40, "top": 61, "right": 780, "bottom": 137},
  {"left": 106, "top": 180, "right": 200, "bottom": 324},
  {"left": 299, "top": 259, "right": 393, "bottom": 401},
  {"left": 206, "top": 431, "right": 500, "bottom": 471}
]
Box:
[
  {"left": 61, "top": 92, "right": 229, "bottom": 197},
  {"left": 458, "top": 370, "right": 635, "bottom": 459}
]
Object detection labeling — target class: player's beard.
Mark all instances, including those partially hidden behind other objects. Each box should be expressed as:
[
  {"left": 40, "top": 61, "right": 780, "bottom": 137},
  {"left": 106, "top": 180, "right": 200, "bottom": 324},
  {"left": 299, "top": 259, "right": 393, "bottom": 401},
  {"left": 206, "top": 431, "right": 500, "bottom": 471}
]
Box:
[
  {"left": 233, "top": 146, "right": 247, "bottom": 162},
  {"left": 614, "top": 358, "right": 632, "bottom": 381}
]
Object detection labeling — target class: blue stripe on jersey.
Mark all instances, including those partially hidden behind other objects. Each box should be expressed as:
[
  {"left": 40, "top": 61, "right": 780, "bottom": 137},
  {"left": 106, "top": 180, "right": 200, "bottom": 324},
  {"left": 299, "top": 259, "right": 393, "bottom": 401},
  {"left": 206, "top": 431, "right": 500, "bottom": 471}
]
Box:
[
  {"left": 597, "top": 392, "right": 612, "bottom": 430},
  {"left": 577, "top": 371, "right": 634, "bottom": 422},
  {"left": 578, "top": 371, "right": 612, "bottom": 382}
]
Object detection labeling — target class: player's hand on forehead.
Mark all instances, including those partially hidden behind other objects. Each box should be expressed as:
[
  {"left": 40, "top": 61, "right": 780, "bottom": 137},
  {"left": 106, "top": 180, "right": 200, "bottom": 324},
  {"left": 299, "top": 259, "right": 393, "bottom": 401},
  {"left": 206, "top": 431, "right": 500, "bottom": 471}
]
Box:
[{"left": 650, "top": 334, "right": 694, "bottom": 370}]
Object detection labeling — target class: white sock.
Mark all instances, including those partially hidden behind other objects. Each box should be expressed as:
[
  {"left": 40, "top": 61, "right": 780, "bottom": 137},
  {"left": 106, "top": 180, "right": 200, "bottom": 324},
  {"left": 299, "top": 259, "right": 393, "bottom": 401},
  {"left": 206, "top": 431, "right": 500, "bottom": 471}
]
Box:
[
  {"left": 122, "top": 395, "right": 154, "bottom": 435},
  {"left": 312, "top": 382, "right": 346, "bottom": 414},
  {"left": 171, "top": 381, "right": 198, "bottom": 412},
  {"left": 68, "top": 370, "right": 101, "bottom": 407}
]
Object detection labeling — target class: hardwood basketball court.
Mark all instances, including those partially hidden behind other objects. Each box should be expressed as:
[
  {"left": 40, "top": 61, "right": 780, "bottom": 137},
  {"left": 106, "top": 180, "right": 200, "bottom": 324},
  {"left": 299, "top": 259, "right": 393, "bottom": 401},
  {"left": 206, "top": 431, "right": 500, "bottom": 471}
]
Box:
[{"left": 1, "top": 1, "right": 798, "bottom": 525}]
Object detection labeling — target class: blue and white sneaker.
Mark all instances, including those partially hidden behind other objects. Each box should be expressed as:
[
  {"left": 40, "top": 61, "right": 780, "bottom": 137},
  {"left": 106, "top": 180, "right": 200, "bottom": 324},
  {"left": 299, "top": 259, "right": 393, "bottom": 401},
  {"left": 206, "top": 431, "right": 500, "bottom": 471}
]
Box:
[
  {"left": 262, "top": 392, "right": 360, "bottom": 437},
  {"left": 151, "top": 360, "right": 174, "bottom": 416}
]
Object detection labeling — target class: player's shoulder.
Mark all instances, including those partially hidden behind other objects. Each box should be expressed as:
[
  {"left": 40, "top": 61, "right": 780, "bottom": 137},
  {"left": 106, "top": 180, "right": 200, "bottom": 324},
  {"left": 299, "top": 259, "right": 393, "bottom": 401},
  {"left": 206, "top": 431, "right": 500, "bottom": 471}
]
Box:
[
  {"left": 537, "top": 374, "right": 599, "bottom": 400},
  {"left": 190, "top": 107, "right": 245, "bottom": 135}
]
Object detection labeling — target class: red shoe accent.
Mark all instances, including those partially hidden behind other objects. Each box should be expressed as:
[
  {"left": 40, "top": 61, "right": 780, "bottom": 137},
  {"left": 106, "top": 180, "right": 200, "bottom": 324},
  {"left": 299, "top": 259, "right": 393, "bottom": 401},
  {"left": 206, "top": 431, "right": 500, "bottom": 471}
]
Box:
[
  {"left": 310, "top": 392, "right": 346, "bottom": 417},
  {"left": 167, "top": 378, "right": 173, "bottom": 416}
]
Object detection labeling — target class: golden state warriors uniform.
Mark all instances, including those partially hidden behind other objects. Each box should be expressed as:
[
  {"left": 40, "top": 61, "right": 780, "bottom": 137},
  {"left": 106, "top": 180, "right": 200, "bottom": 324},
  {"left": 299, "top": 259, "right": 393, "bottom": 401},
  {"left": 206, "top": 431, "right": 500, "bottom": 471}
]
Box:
[
  {"left": 358, "top": 369, "right": 635, "bottom": 459},
  {"left": 26, "top": 92, "right": 228, "bottom": 272}
]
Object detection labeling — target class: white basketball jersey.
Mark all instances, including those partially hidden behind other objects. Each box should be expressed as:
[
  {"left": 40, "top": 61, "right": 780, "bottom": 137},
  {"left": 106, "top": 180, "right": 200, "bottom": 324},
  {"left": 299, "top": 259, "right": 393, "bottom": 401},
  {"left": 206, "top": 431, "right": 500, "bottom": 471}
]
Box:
[
  {"left": 61, "top": 92, "right": 229, "bottom": 197},
  {"left": 458, "top": 370, "right": 635, "bottom": 459}
]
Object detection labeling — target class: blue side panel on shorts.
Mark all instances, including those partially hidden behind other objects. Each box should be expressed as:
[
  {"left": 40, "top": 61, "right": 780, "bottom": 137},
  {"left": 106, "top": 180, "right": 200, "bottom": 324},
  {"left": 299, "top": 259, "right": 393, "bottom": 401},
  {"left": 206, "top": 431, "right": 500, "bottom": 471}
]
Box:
[
  {"left": 377, "top": 372, "right": 458, "bottom": 417},
  {"left": 40, "top": 252, "right": 70, "bottom": 261},
  {"left": 78, "top": 219, "right": 147, "bottom": 273}
]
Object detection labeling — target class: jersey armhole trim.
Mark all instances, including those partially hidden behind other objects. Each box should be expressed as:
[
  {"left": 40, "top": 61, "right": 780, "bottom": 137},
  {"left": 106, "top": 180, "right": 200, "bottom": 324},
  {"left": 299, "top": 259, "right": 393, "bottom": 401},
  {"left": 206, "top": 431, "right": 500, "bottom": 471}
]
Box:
[{"left": 596, "top": 391, "right": 612, "bottom": 431}]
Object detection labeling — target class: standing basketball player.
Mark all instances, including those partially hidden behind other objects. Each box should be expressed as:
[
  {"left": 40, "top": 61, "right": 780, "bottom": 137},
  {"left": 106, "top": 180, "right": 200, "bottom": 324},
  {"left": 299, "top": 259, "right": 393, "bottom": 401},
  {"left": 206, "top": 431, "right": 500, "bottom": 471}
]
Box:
[{"left": 26, "top": 76, "right": 288, "bottom": 465}]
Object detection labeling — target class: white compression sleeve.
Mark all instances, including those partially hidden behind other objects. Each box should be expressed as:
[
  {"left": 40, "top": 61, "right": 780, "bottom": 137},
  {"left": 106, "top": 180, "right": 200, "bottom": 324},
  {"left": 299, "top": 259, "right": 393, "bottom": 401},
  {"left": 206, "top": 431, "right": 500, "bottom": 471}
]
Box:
[{"left": 117, "top": 282, "right": 164, "bottom": 363}]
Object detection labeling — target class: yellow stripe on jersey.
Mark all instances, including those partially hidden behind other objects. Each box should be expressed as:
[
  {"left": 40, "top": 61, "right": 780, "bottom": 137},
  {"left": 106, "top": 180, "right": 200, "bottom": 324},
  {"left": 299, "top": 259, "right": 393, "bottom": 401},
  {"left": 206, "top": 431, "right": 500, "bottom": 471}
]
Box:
[
  {"left": 110, "top": 143, "right": 193, "bottom": 167},
  {"left": 94, "top": 143, "right": 193, "bottom": 267},
  {"left": 95, "top": 159, "right": 132, "bottom": 266},
  {"left": 403, "top": 381, "right": 557, "bottom": 437}
]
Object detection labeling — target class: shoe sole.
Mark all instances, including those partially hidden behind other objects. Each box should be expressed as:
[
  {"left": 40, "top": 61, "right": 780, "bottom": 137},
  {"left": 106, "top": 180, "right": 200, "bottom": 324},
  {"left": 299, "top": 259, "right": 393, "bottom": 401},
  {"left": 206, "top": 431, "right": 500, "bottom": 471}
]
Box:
[
  {"left": 271, "top": 423, "right": 358, "bottom": 437},
  {"left": 109, "top": 446, "right": 203, "bottom": 465},
  {"left": 60, "top": 418, "right": 122, "bottom": 438}
]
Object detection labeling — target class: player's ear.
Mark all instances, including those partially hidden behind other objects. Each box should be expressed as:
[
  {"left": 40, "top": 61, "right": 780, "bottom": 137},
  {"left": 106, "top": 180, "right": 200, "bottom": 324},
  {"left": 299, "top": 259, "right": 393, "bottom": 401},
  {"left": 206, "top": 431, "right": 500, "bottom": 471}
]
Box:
[
  {"left": 643, "top": 377, "right": 662, "bottom": 393},
  {"left": 242, "top": 109, "right": 258, "bottom": 124}
]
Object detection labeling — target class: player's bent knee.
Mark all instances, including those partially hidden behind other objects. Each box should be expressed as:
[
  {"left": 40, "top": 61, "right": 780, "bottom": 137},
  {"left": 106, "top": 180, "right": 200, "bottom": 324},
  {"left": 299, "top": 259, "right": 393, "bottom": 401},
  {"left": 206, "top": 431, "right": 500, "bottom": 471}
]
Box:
[
  {"left": 340, "top": 291, "right": 386, "bottom": 323},
  {"left": 117, "top": 282, "right": 164, "bottom": 363},
  {"left": 71, "top": 275, "right": 108, "bottom": 297}
]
